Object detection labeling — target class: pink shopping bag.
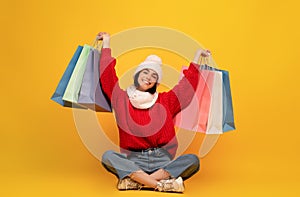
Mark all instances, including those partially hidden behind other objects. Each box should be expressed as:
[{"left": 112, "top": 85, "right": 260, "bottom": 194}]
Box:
[{"left": 174, "top": 66, "right": 214, "bottom": 132}]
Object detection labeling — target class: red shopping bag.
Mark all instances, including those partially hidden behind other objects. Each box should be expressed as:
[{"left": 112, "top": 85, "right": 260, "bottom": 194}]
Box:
[{"left": 196, "top": 69, "right": 214, "bottom": 132}]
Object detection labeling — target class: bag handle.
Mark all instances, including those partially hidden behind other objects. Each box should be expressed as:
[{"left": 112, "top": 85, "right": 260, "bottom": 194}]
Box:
[
  {"left": 199, "top": 54, "right": 215, "bottom": 70},
  {"left": 91, "top": 37, "right": 103, "bottom": 50},
  {"left": 200, "top": 56, "right": 212, "bottom": 66}
]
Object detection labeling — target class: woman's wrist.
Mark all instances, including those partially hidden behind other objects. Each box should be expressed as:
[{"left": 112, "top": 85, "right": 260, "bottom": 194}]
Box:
[
  {"left": 192, "top": 49, "right": 202, "bottom": 64},
  {"left": 102, "top": 36, "right": 110, "bottom": 48},
  {"left": 103, "top": 40, "right": 110, "bottom": 48}
]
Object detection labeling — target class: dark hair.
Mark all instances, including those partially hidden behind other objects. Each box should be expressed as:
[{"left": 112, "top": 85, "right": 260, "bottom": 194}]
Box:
[{"left": 134, "top": 71, "right": 157, "bottom": 94}]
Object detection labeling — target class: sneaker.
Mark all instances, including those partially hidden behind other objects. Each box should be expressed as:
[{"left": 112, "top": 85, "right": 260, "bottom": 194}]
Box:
[
  {"left": 156, "top": 177, "right": 185, "bottom": 193},
  {"left": 117, "top": 177, "right": 142, "bottom": 190}
]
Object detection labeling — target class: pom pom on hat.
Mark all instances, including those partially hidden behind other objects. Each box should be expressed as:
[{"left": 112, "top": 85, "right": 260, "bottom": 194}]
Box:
[{"left": 134, "top": 55, "right": 163, "bottom": 83}]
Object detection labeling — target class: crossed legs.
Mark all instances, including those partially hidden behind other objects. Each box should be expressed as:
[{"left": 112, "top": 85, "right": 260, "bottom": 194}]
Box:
[{"left": 101, "top": 150, "right": 200, "bottom": 189}]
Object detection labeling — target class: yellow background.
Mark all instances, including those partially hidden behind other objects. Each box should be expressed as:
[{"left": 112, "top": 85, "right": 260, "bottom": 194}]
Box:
[{"left": 1, "top": 0, "right": 300, "bottom": 196}]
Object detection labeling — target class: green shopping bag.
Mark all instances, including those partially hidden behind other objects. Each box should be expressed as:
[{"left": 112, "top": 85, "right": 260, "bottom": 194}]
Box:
[{"left": 62, "top": 44, "right": 92, "bottom": 103}]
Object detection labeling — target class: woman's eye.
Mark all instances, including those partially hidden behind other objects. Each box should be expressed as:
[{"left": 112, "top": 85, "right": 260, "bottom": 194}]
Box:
[{"left": 152, "top": 75, "right": 158, "bottom": 80}]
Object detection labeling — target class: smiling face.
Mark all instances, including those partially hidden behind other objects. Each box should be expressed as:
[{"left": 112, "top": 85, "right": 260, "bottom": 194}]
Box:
[{"left": 136, "top": 69, "right": 158, "bottom": 92}]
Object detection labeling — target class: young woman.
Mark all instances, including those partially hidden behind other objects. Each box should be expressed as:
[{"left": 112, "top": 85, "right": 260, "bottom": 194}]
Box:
[{"left": 98, "top": 32, "right": 211, "bottom": 193}]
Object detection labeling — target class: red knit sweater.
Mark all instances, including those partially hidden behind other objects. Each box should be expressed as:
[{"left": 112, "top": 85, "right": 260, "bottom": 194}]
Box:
[{"left": 100, "top": 48, "right": 201, "bottom": 158}]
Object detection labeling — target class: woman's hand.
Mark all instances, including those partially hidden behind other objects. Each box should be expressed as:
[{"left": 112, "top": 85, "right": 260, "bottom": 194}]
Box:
[
  {"left": 192, "top": 49, "right": 211, "bottom": 64},
  {"left": 97, "top": 32, "right": 110, "bottom": 48}
]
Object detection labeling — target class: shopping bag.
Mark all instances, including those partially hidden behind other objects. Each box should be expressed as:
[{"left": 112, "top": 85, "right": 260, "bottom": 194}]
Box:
[
  {"left": 62, "top": 44, "right": 92, "bottom": 103},
  {"left": 201, "top": 65, "right": 235, "bottom": 132},
  {"left": 51, "top": 46, "right": 86, "bottom": 108},
  {"left": 174, "top": 66, "right": 214, "bottom": 132},
  {"left": 205, "top": 70, "right": 223, "bottom": 134},
  {"left": 218, "top": 69, "right": 235, "bottom": 132},
  {"left": 78, "top": 48, "right": 112, "bottom": 112},
  {"left": 196, "top": 69, "right": 215, "bottom": 132}
]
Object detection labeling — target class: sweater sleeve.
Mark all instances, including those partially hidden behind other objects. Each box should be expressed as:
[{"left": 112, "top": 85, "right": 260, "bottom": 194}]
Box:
[
  {"left": 160, "top": 62, "right": 201, "bottom": 117},
  {"left": 99, "top": 48, "right": 120, "bottom": 101}
]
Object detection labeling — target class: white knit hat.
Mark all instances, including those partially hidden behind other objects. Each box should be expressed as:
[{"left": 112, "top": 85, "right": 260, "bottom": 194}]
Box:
[{"left": 134, "top": 55, "right": 163, "bottom": 83}]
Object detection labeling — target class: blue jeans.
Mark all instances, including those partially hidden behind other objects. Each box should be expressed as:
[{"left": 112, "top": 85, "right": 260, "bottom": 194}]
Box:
[{"left": 101, "top": 148, "right": 200, "bottom": 180}]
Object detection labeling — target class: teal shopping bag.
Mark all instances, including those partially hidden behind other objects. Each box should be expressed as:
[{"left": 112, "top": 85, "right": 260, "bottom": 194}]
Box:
[{"left": 219, "top": 69, "right": 235, "bottom": 132}]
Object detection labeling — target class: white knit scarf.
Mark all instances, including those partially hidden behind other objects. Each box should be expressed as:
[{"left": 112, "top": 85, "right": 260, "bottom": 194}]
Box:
[{"left": 126, "top": 85, "right": 158, "bottom": 109}]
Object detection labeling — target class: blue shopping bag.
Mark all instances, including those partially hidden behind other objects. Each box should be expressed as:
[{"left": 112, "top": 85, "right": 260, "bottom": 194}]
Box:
[{"left": 51, "top": 46, "right": 86, "bottom": 108}]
